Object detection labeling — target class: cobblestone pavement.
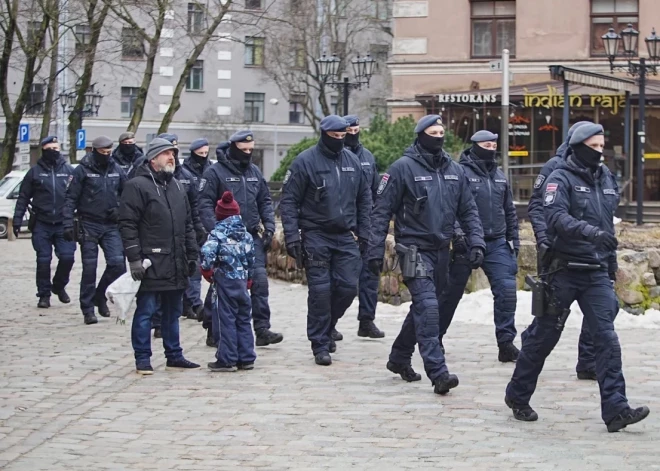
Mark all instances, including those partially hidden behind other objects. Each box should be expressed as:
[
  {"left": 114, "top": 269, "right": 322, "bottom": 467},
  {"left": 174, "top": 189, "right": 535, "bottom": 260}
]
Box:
[{"left": 1, "top": 237, "right": 659, "bottom": 471}]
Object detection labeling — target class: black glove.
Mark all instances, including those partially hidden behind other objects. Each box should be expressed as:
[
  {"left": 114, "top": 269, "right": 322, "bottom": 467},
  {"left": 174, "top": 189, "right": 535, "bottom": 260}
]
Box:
[
  {"left": 188, "top": 259, "right": 199, "bottom": 277},
  {"left": 469, "top": 246, "right": 485, "bottom": 269},
  {"left": 12, "top": 223, "right": 20, "bottom": 238},
  {"left": 590, "top": 229, "right": 618, "bottom": 251},
  {"left": 368, "top": 259, "right": 383, "bottom": 276},
  {"left": 609, "top": 271, "right": 617, "bottom": 282},
  {"left": 63, "top": 227, "right": 75, "bottom": 242},
  {"left": 452, "top": 236, "right": 468, "bottom": 254},
  {"left": 286, "top": 241, "right": 303, "bottom": 268},
  {"left": 507, "top": 240, "right": 519, "bottom": 257},
  {"left": 196, "top": 228, "right": 208, "bottom": 246},
  {"left": 129, "top": 260, "right": 146, "bottom": 281},
  {"left": 262, "top": 231, "right": 273, "bottom": 252},
  {"left": 358, "top": 237, "right": 369, "bottom": 255},
  {"left": 107, "top": 208, "right": 119, "bottom": 224}
]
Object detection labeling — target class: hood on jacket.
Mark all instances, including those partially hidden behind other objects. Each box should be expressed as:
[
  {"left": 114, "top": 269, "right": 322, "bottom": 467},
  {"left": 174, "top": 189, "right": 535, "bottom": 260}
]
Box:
[
  {"left": 404, "top": 142, "right": 451, "bottom": 172},
  {"left": 36, "top": 155, "right": 67, "bottom": 171},
  {"left": 80, "top": 152, "right": 119, "bottom": 173},
  {"left": 212, "top": 215, "right": 248, "bottom": 241},
  {"left": 459, "top": 147, "right": 496, "bottom": 177}
]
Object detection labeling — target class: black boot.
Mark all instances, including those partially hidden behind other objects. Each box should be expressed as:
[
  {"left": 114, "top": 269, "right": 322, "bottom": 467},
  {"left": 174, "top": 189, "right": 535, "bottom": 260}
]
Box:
[
  {"left": 358, "top": 320, "right": 385, "bottom": 338},
  {"left": 329, "top": 339, "right": 337, "bottom": 353},
  {"left": 153, "top": 327, "right": 162, "bottom": 339},
  {"left": 606, "top": 406, "right": 650, "bottom": 432},
  {"left": 52, "top": 288, "right": 70, "bottom": 304},
  {"left": 194, "top": 305, "right": 204, "bottom": 322},
  {"left": 498, "top": 342, "right": 520, "bottom": 362},
  {"left": 315, "top": 352, "right": 332, "bottom": 366},
  {"left": 387, "top": 361, "right": 422, "bottom": 382},
  {"left": 84, "top": 313, "right": 98, "bottom": 325},
  {"left": 37, "top": 296, "right": 50, "bottom": 309},
  {"left": 94, "top": 295, "right": 111, "bottom": 318},
  {"left": 255, "top": 329, "right": 283, "bottom": 346},
  {"left": 505, "top": 396, "right": 539, "bottom": 421},
  {"left": 577, "top": 370, "right": 598, "bottom": 380},
  {"left": 206, "top": 328, "right": 217, "bottom": 348},
  {"left": 330, "top": 328, "right": 343, "bottom": 341},
  {"left": 183, "top": 303, "right": 196, "bottom": 320},
  {"left": 433, "top": 374, "right": 459, "bottom": 395}
]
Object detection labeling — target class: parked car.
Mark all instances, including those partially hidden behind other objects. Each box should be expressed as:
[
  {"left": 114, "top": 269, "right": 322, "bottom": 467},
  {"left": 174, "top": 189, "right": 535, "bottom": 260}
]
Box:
[{"left": 0, "top": 170, "right": 28, "bottom": 238}]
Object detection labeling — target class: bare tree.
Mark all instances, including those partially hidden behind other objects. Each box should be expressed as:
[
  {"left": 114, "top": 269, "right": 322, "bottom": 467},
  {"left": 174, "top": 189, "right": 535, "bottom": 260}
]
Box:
[
  {"left": 196, "top": 106, "right": 244, "bottom": 145},
  {"left": 39, "top": 5, "right": 61, "bottom": 142}
]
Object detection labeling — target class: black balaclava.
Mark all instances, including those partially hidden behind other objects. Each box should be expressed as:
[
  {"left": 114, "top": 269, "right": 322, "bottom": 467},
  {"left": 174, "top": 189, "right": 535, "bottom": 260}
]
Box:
[
  {"left": 93, "top": 149, "right": 110, "bottom": 167},
  {"left": 42, "top": 149, "right": 60, "bottom": 166},
  {"left": 571, "top": 143, "right": 602, "bottom": 171},
  {"left": 190, "top": 150, "right": 208, "bottom": 168},
  {"left": 472, "top": 143, "right": 496, "bottom": 162},
  {"left": 345, "top": 132, "right": 360, "bottom": 150},
  {"left": 119, "top": 143, "right": 136, "bottom": 157},
  {"left": 321, "top": 132, "right": 345, "bottom": 154},
  {"left": 417, "top": 132, "right": 444, "bottom": 155},
  {"left": 229, "top": 143, "right": 252, "bottom": 169}
]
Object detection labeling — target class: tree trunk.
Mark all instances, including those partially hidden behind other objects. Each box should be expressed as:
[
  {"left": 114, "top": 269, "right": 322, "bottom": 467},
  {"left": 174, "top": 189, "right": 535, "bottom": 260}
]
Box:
[{"left": 40, "top": 9, "right": 61, "bottom": 142}]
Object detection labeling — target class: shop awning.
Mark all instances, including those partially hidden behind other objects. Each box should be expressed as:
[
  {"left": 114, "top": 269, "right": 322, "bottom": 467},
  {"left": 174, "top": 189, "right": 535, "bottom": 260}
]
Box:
[{"left": 548, "top": 65, "right": 636, "bottom": 93}]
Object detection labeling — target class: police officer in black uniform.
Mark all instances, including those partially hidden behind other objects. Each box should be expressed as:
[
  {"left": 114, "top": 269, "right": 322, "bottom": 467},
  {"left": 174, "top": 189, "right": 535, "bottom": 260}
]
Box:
[
  {"left": 111, "top": 132, "right": 144, "bottom": 175},
  {"left": 340, "top": 114, "right": 385, "bottom": 340},
  {"left": 505, "top": 123, "right": 650, "bottom": 432},
  {"left": 280, "top": 115, "right": 372, "bottom": 366},
  {"left": 63, "top": 136, "right": 127, "bottom": 325},
  {"left": 437, "top": 130, "right": 520, "bottom": 362},
  {"left": 198, "top": 130, "right": 282, "bottom": 347},
  {"left": 182, "top": 133, "right": 211, "bottom": 191},
  {"left": 13, "top": 136, "right": 76, "bottom": 308},
  {"left": 366, "top": 115, "right": 485, "bottom": 394}
]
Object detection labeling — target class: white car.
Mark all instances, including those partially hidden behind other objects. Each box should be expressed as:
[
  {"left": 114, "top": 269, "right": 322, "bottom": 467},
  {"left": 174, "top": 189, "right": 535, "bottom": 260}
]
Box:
[{"left": 0, "top": 170, "right": 28, "bottom": 238}]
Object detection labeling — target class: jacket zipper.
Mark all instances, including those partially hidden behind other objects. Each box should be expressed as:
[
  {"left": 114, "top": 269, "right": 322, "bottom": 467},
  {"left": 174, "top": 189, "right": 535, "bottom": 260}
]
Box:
[
  {"left": 51, "top": 165, "right": 56, "bottom": 216},
  {"left": 336, "top": 159, "right": 343, "bottom": 216},
  {"left": 486, "top": 176, "right": 493, "bottom": 236}
]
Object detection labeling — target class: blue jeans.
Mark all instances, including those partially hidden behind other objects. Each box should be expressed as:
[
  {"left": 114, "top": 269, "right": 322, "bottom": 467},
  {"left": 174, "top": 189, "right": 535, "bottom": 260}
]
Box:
[
  {"left": 214, "top": 273, "right": 256, "bottom": 366},
  {"left": 31, "top": 221, "right": 76, "bottom": 297},
  {"left": 132, "top": 290, "right": 184, "bottom": 364}
]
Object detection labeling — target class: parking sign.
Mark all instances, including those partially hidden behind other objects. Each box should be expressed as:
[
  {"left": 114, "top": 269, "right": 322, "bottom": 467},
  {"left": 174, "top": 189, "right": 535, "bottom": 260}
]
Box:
[
  {"left": 76, "top": 129, "right": 86, "bottom": 150},
  {"left": 19, "top": 124, "right": 29, "bottom": 143}
]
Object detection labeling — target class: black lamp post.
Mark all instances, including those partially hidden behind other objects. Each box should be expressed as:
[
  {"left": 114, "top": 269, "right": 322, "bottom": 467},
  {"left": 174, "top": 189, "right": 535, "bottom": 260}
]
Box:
[
  {"left": 602, "top": 24, "right": 660, "bottom": 226},
  {"left": 316, "top": 52, "right": 377, "bottom": 115},
  {"left": 59, "top": 86, "right": 104, "bottom": 124}
]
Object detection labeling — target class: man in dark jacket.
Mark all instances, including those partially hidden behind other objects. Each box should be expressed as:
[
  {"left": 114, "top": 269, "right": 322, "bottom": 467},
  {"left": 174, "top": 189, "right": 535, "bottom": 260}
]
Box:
[
  {"left": 182, "top": 134, "right": 211, "bottom": 190},
  {"left": 198, "top": 131, "right": 282, "bottom": 347},
  {"left": 63, "top": 136, "right": 127, "bottom": 324},
  {"left": 280, "top": 115, "right": 372, "bottom": 366},
  {"left": 119, "top": 137, "right": 201, "bottom": 375},
  {"left": 111, "top": 132, "right": 144, "bottom": 174},
  {"left": 505, "top": 123, "right": 650, "bottom": 432},
  {"left": 366, "top": 115, "right": 485, "bottom": 395},
  {"left": 13, "top": 136, "right": 76, "bottom": 308},
  {"left": 436, "top": 130, "right": 520, "bottom": 362},
  {"left": 341, "top": 114, "right": 384, "bottom": 340}
]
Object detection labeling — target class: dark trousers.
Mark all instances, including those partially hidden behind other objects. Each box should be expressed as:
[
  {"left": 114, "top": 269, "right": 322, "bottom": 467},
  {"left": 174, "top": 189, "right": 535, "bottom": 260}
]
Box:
[
  {"left": 31, "top": 221, "right": 76, "bottom": 298},
  {"left": 183, "top": 259, "right": 202, "bottom": 310},
  {"left": 250, "top": 234, "right": 272, "bottom": 333},
  {"left": 303, "top": 230, "right": 360, "bottom": 355},
  {"left": 358, "top": 252, "right": 379, "bottom": 322},
  {"left": 132, "top": 290, "right": 184, "bottom": 364},
  {"left": 437, "top": 238, "right": 517, "bottom": 345},
  {"left": 506, "top": 269, "right": 629, "bottom": 423},
  {"left": 79, "top": 220, "right": 126, "bottom": 315},
  {"left": 213, "top": 272, "right": 256, "bottom": 366},
  {"left": 389, "top": 248, "right": 450, "bottom": 382}
]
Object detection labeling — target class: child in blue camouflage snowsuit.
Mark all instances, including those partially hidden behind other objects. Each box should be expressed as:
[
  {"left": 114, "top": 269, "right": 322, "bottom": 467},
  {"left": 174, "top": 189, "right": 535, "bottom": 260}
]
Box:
[{"left": 200, "top": 191, "right": 256, "bottom": 372}]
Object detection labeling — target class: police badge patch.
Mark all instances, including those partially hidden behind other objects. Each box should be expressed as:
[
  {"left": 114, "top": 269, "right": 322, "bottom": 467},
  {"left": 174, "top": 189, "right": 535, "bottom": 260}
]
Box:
[
  {"left": 534, "top": 174, "right": 546, "bottom": 189},
  {"left": 543, "top": 183, "right": 558, "bottom": 206},
  {"left": 199, "top": 178, "right": 207, "bottom": 191},
  {"left": 377, "top": 173, "right": 390, "bottom": 195},
  {"left": 283, "top": 169, "right": 291, "bottom": 184}
]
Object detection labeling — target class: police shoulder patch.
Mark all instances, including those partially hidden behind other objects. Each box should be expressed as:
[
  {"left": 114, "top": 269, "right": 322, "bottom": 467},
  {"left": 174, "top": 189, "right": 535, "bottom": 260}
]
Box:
[
  {"left": 199, "top": 178, "right": 207, "bottom": 191},
  {"left": 283, "top": 169, "right": 292, "bottom": 184},
  {"left": 377, "top": 173, "right": 390, "bottom": 195},
  {"left": 543, "top": 182, "right": 558, "bottom": 206},
  {"left": 533, "top": 174, "right": 546, "bottom": 189}
]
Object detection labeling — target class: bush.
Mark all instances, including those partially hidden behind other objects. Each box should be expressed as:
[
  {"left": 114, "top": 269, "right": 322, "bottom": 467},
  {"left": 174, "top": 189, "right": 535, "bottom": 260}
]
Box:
[{"left": 270, "top": 137, "right": 317, "bottom": 181}]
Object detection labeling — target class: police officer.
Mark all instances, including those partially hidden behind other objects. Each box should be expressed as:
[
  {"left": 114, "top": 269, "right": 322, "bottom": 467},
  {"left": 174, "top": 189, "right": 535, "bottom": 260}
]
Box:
[
  {"left": 182, "top": 133, "right": 211, "bottom": 190},
  {"left": 63, "top": 136, "right": 127, "bottom": 325},
  {"left": 111, "top": 132, "right": 144, "bottom": 174},
  {"left": 198, "top": 131, "right": 283, "bottom": 347},
  {"left": 366, "top": 115, "right": 485, "bottom": 394},
  {"left": 505, "top": 123, "right": 650, "bottom": 432},
  {"left": 437, "top": 130, "right": 520, "bottom": 362},
  {"left": 13, "top": 136, "right": 76, "bottom": 308},
  {"left": 527, "top": 121, "right": 603, "bottom": 380},
  {"left": 280, "top": 115, "right": 372, "bottom": 366},
  {"left": 341, "top": 114, "right": 384, "bottom": 340}
]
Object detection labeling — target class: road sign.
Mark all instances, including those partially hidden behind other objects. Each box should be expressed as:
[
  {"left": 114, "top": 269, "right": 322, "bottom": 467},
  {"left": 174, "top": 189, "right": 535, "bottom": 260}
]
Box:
[
  {"left": 489, "top": 60, "right": 502, "bottom": 71},
  {"left": 19, "top": 124, "right": 29, "bottom": 143},
  {"left": 18, "top": 143, "right": 30, "bottom": 155},
  {"left": 76, "top": 129, "right": 86, "bottom": 150}
]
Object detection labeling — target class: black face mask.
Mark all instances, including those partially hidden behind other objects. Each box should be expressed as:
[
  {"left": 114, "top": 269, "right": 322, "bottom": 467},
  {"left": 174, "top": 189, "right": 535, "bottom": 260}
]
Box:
[
  {"left": 93, "top": 150, "right": 110, "bottom": 167},
  {"left": 418, "top": 132, "right": 444, "bottom": 155},
  {"left": 345, "top": 132, "right": 360, "bottom": 149},
  {"left": 190, "top": 151, "right": 208, "bottom": 167},
  {"left": 321, "top": 133, "right": 345, "bottom": 154},
  {"left": 571, "top": 143, "right": 602, "bottom": 170},
  {"left": 42, "top": 149, "right": 60, "bottom": 165},
  {"left": 119, "top": 143, "right": 136, "bottom": 157},
  {"left": 229, "top": 144, "right": 252, "bottom": 169},
  {"left": 472, "top": 144, "right": 496, "bottom": 162}
]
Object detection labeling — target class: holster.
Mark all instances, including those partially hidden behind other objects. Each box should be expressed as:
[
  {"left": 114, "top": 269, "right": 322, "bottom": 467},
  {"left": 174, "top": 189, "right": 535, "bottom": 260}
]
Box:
[
  {"left": 27, "top": 207, "right": 37, "bottom": 232},
  {"left": 395, "top": 243, "right": 428, "bottom": 280}
]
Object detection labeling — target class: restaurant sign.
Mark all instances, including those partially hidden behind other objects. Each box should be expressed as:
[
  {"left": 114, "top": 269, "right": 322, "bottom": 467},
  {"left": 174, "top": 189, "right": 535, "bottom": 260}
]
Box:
[
  {"left": 523, "top": 85, "right": 626, "bottom": 115},
  {"left": 437, "top": 93, "right": 499, "bottom": 104}
]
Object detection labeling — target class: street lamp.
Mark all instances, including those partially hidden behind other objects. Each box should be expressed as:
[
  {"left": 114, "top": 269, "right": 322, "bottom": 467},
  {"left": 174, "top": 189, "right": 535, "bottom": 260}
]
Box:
[
  {"left": 603, "top": 24, "right": 660, "bottom": 225},
  {"left": 316, "top": 51, "right": 377, "bottom": 115},
  {"left": 59, "top": 85, "right": 104, "bottom": 119},
  {"left": 269, "top": 98, "right": 279, "bottom": 172}
]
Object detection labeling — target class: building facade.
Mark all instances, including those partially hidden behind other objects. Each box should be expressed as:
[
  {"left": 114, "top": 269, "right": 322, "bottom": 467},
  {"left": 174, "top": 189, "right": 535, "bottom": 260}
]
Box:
[{"left": 389, "top": 0, "right": 660, "bottom": 204}]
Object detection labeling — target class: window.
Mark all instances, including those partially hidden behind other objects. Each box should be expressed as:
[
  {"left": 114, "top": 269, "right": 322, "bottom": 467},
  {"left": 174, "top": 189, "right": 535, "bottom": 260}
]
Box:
[
  {"left": 74, "top": 24, "right": 91, "bottom": 54},
  {"left": 187, "top": 3, "right": 204, "bottom": 34},
  {"left": 333, "top": 0, "right": 348, "bottom": 17},
  {"left": 245, "top": 37, "right": 265, "bottom": 66},
  {"left": 370, "top": 43, "right": 389, "bottom": 64},
  {"left": 27, "top": 21, "right": 45, "bottom": 48},
  {"left": 591, "top": 0, "right": 638, "bottom": 56},
  {"left": 121, "top": 87, "right": 139, "bottom": 118},
  {"left": 122, "top": 28, "right": 144, "bottom": 59},
  {"left": 187, "top": 60, "right": 204, "bottom": 91},
  {"left": 25, "top": 84, "right": 45, "bottom": 115},
  {"left": 330, "top": 95, "right": 340, "bottom": 115},
  {"left": 244, "top": 92, "right": 265, "bottom": 122},
  {"left": 294, "top": 41, "right": 306, "bottom": 69},
  {"left": 370, "top": 0, "right": 391, "bottom": 20},
  {"left": 251, "top": 149, "right": 264, "bottom": 172},
  {"left": 289, "top": 94, "right": 306, "bottom": 124},
  {"left": 245, "top": 0, "right": 263, "bottom": 10},
  {"left": 471, "top": 1, "right": 516, "bottom": 58}
]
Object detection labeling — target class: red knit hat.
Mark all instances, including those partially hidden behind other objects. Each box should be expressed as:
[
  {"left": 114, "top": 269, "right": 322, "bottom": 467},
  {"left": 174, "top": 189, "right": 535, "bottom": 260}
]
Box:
[{"left": 215, "top": 191, "right": 240, "bottom": 220}]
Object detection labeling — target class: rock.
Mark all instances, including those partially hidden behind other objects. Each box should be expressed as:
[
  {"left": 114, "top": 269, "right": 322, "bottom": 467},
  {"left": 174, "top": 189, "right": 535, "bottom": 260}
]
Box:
[
  {"left": 623, "top": 305, "right": 645, "bottom": 316},
  {"left": 648, "top": 249, "right": 660, "bottom": 269},
  {"left": 649, "top": 286, "right": 660, "bottom": 299},
  {"left": 655, "top": 267, "right": 660, "bottom": 283},
  {"left": 466, "top": 268, "right": 489, "bottom": 293},
  {"left": 400, "top": 288, "right": 412, "bottom": 303},
  {"left": 388, "top": 275, "right": 400, "bottom": 297},
  {"left": 390, "top": 295, "right": 401, "bottom": 306},
  {"left": 517, "top": 241, "right": 538, "bottom": 273},
  {"left": 621, "top": 251, "right": 649, "bottom": 265},
  {"left": 615, "top": 266, "right": 637, "bottom": 286},
  {"left": 618, "top": 288, "right": 645, "bottom": 306},
  {"left": 652, "top": 303, "right": 660, "bottom": 311},
  {"left": 643, "top": 272, "right": 657, "bottom": 287}
]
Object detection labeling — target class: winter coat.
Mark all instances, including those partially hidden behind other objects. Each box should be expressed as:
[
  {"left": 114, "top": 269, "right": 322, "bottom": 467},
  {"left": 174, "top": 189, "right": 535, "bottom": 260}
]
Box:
[{"left": 200, "top": 215, "right": 255, "bottom": 280}]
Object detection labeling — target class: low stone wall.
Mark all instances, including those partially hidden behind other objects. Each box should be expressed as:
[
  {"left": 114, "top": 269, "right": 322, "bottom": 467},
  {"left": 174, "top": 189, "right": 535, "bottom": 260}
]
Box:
[{"left": 266, "top": 224, "right": 660, "bottom": 314}]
